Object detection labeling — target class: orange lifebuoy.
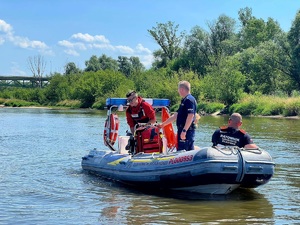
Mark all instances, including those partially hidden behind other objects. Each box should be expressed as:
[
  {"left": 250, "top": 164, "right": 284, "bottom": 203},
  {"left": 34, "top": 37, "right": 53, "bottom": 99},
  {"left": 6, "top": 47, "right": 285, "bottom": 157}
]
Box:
[
  {"left": 161, "top": 107, "right": 177, "bottom": 150},
  {"left": 111, "top": 114, "right": 119, "bottom": 145},
  {"left": 103, "top": 114, "right": 119, "bottom": 146}
]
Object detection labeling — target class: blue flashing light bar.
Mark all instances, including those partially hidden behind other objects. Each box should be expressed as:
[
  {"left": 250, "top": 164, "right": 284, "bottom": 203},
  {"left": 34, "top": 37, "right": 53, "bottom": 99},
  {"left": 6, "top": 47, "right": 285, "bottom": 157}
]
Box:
[{"left": 105, "top": 98, "right": 170, "bottom": 108}]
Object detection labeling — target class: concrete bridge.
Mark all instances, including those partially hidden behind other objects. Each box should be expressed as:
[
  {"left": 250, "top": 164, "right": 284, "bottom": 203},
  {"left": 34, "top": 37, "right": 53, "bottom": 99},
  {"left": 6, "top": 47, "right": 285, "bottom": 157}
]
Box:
[{"left": 0, "top": 76, "right": 50, "bottom": 88}]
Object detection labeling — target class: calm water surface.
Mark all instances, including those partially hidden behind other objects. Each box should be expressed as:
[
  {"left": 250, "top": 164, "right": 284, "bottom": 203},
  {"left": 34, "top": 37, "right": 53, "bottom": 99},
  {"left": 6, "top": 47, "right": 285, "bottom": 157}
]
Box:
[{"left": 0, "top": 108, "right": 299, "bottom": 225}]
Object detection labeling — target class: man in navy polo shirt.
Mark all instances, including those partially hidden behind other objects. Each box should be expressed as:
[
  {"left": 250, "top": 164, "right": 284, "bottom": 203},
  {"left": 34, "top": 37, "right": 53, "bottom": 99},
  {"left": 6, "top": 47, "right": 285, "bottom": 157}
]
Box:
[{"left": 159, "top": 81, "right": 198, "bottom": 151}]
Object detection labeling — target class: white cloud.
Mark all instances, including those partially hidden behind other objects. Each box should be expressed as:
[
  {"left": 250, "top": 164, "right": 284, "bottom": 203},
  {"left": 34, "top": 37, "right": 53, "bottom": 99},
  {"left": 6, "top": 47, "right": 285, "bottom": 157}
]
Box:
[
  {"left": 0, "top": 19, "right": 50, "bottom": 52},
  {"left": 59, "top": 33, "right": 126, "bottom": 54},
  {"left": 12, "top": 36, "right": 48, "bottom": 49},
  {"left": 64, "top": 49, "right": 80, "bottom": 56},
  {"left": 139, "top": 54, "right": 154, "bottom": 68},
  {"left": 115, "top": 45, "right": 134, "bottom": 54},
  {"left": 59, "top": 32, "right": 154, "bottom": 68},
  {"left": 0, "top": 37, "right": 4, "bottom": 45},
  {"left": 71, "top": 33, "right": 109, "bottom": 43},
  {"left": 0, "top": 19, "right": 13, "bottom": 34},
  {"left": 30, "top": 40, "right": 48, "bottom": 49},
  {"left": 58, "top": 40, "right": 74, "bottom": 48},
  {"left": 58, "top": 40, "right": 86, "bottom": 50},
  {"left": 135, "top": 43, "right": 152, "bottom": 54},
  {"left": 90, "top": 43, "right": 114, "bottom": 50}
]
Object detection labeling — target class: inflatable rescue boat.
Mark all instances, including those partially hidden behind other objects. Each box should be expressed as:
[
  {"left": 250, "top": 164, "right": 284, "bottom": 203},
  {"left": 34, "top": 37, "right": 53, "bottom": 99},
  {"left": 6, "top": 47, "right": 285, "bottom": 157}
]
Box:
[{"left": 81, "top": 98, "right": 275, "bottom": 194}]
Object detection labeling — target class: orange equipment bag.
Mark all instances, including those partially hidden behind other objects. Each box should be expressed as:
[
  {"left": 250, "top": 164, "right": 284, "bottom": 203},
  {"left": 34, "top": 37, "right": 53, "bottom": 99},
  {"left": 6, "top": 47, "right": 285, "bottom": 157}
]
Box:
[{"left": 135, "top": 125, "right": 162, "bottom": 154}]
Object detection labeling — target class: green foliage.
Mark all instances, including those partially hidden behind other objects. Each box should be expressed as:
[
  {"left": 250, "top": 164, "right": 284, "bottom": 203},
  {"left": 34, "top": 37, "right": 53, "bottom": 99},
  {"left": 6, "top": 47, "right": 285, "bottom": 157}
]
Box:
[
  {"left": 291, "top": 90, "right": 300, "bottom": 97},
  {"left": 0, "top": 87, "right": 46, "bottom": 104},
  {"left": 229, "top": 94, "right": 300, "bottom": 116},
  {"left": 129, "top": 68, "right": 178, "bottom": 103},
  {"left": 72, "top": 72, "right": 100, "bottom": 107},
  {"left": 283, "top": 98, "right": 300, "bottom": 116},
  {"left": 3, "top": 99, "right": 39, "bottom": 107},
  {"left": 85, "top": 55, "right": 101, "bottom": 72},
  {"left": 56, "top": 100, "right": 82, "bottom": 108},
  {"left": 229, "top": 101, "right": 257, "bottom": 115},
  {"left": 286, "top": 10, "right": 300, "bottom": 89},
  {"left": 91, "top": 100, "right": 106, "bottom": 110},
  {"left": 0, "top": 98, "right": 5, "bottom": 104},
  {"left": 229, "top": 94, "right": 258, "bottom": 115},
  {"left": 170, "top": 103, "right": 180, "bottom": 112},
  {"left": 43, "top": 73, "right": 75, "bottom": 104},
  {"left": 99, "top": 54, "right": 119, "bottom": 71},
  {"left": 117, "top": 56, "right": 146, "bottom": 76},
  {"left": 148, "top": 21, "right": 185, "bottom": 67},
  {"left": 94, "top": 69, "right": 134, "bottom": 106},
  {"left": 198, "top": 102, "right": 225, "bottom": 114},
  {"left": 182, "top": 14, "right": 237, "bottom": 76},
  {"left": 64, "top": 62, "right": 82, "bottom": 75},
  {"left": 201, "top": 57, "right": 245, "bottom": 105},
  {"left": 252, "top": 102, "right": 284, "bottom": 116}
]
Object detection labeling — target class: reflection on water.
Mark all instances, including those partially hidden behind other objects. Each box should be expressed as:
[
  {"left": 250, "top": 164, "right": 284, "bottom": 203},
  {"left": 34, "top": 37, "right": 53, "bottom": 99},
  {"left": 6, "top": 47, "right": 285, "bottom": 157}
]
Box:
[
  {"left": 0, "top": 108, "right": 299, "bottom": 224},
  {"left": 83, "top": 175, "right": 274, "bottom": 224}
]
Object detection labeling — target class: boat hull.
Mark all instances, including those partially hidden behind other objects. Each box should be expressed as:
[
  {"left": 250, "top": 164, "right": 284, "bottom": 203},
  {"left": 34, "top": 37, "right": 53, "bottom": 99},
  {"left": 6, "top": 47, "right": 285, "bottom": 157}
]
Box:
[{"left": 81, "top": 147, "right": 274, "bottom": 194}]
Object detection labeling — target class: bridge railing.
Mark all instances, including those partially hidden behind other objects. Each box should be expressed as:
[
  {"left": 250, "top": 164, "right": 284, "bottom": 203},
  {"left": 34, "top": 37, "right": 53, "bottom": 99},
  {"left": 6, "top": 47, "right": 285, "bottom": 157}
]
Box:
[{"left": 0, "top": 76, "right": 50, "bottom": 88}]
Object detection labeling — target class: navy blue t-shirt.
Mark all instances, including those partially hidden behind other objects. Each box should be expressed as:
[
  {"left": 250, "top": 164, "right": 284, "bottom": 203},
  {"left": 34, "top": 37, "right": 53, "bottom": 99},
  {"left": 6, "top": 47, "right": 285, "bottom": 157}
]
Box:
[
  {"left": 212, "top": 127, "right": 253, "bottom": 148},
  {"left": 176, "top": 94, "right": 197, "bottom": 129}
]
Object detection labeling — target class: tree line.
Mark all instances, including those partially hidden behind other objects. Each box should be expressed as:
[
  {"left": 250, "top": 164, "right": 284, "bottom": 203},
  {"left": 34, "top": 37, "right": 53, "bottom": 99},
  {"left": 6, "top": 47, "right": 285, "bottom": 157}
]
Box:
[{"left": 1, "top": 7, "right": 300, "bottom": 114}]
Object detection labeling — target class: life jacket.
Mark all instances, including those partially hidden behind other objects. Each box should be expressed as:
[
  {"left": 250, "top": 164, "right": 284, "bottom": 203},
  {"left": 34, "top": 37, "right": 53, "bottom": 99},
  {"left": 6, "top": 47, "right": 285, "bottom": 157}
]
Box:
[
  {"left": 220, "top": 126, "right": 246, "bottom": 134},
  {"left": 134, "top": 125, "right": 163, "bottom": 154},
  {"left": 127, "top": 100, "right": 150, "bottom": 124}
]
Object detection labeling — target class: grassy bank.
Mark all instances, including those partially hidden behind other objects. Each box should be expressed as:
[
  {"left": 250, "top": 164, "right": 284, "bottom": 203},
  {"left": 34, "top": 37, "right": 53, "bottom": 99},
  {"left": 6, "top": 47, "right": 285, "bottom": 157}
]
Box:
[
  {"left": 229, "top": 95, "right": 300, "bottom": 117},
  {"left": 0, "top": 98, "right": 40, "bottom": 107},
  {"left": 175, "top": 94, "right": 300, "bottom": 117},
  {"left": 0, "top": 98, "right": 81, "bottom": 109}
]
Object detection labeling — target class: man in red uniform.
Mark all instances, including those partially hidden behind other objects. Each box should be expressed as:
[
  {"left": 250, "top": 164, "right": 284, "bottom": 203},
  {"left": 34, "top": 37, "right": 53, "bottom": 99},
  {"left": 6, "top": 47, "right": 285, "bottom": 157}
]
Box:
[{"left": 126, "top": 91, "right": 156, "bottom": 133}]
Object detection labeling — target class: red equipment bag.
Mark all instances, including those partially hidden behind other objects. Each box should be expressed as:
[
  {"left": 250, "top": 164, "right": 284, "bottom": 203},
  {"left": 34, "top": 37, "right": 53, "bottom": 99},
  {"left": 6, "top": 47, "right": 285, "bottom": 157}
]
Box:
[{"left": 135, "top": 125, "right": 163, "bottom": 154}]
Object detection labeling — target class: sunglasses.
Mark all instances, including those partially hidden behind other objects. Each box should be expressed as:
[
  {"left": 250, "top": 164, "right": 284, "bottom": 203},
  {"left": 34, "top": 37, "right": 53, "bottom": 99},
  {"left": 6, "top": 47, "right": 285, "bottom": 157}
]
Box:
[
  {"left": 126, "top": 91, "right": 136, "bottom": 98},
  {"left": 127, "top": 96, "right": 136, "bottom": 103}
]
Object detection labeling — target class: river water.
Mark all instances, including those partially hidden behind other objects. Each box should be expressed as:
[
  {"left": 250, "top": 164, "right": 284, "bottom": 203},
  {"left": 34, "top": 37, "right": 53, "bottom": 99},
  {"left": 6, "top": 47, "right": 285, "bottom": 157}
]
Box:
[{"left": 0, "top": 108, "right": 299, "bottom": 225}]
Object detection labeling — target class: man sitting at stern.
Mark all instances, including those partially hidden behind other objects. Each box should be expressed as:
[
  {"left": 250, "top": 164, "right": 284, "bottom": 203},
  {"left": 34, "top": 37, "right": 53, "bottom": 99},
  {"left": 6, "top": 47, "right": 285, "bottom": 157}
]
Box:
[{"left": 212, "top": 113, "right": 258, "bottom": 149}]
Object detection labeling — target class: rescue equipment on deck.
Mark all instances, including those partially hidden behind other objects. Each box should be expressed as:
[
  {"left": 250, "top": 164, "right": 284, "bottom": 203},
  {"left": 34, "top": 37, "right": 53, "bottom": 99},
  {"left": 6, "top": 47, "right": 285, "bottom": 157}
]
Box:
[{"left": 134, "top": 125, "right": 163, "bottom": 154}]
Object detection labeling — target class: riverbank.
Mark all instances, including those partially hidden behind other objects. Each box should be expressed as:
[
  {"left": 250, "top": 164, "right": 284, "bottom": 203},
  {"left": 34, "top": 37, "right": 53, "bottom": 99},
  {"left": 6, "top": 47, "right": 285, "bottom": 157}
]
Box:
[
  {"left": 2, "top": 94, "right": 300, "bottom": 117},
  {"left": 1, "top": 104, "right": 299, "bottom": 119}
]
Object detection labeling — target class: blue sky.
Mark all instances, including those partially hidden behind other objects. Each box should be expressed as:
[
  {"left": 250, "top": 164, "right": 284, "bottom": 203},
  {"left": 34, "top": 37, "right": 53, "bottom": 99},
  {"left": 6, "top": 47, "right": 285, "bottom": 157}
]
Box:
[{"left": 0, "top": 0, "right": 299, "bottom": 76}]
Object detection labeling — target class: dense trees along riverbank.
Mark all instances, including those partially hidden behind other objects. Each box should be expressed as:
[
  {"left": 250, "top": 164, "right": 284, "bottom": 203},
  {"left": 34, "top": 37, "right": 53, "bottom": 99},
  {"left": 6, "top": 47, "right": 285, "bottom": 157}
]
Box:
[{"left": 0, "top": 7, "right": 300, "bottom": 116}]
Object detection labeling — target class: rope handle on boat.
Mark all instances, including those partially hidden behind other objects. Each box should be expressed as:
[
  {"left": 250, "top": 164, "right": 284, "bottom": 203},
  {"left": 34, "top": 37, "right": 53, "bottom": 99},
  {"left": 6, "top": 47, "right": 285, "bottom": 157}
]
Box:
[
  {"left": 213, "top": 146, "right": 263, "bottom": 155},
  {"left": 240, "top": 148, "right": 262, "bottom": 154},
  {"left": 213, "top": 146, "right": 239, "bottom": 155}
]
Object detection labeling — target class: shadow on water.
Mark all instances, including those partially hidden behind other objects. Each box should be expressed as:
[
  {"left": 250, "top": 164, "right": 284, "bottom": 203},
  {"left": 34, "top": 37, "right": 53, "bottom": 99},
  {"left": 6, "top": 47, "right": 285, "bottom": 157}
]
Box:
[
  {"left": 81, "top": 171, "right": 274, "bottom": 224},
  {"left": 81, "top": 169, "right": 268, "bottom": 202},
  {"left": 136, "top": 188, "right": 264, "bottom": 201}
]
